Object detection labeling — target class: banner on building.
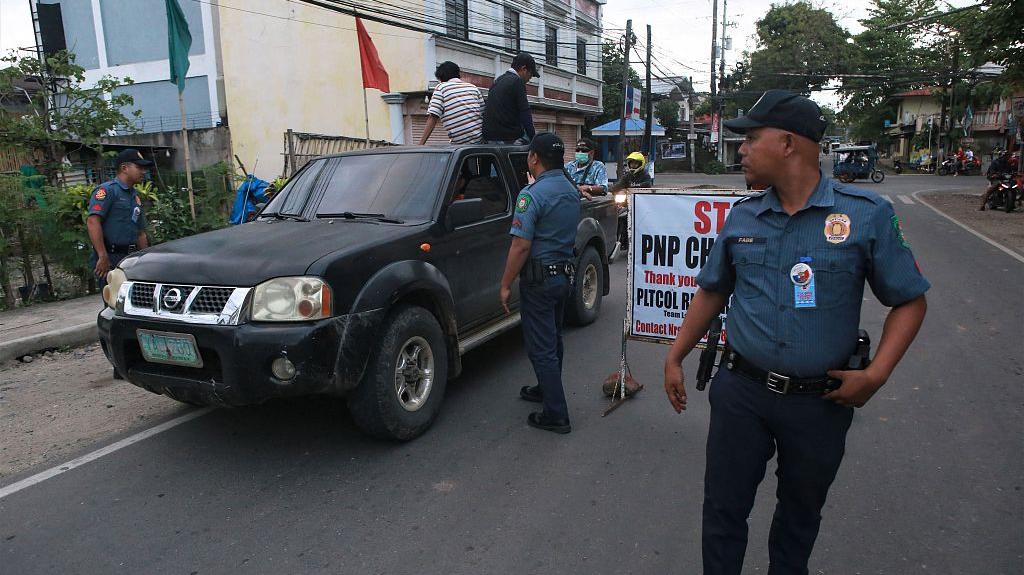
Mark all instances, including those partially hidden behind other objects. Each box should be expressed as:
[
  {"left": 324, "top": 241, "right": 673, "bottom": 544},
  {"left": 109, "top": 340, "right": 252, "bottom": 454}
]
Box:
[
  {"left": 710, "top": 112, "right": 720, "bottom": 144},
  {"left": 628, "top": 191, "right": 745, "bottom": 344}
]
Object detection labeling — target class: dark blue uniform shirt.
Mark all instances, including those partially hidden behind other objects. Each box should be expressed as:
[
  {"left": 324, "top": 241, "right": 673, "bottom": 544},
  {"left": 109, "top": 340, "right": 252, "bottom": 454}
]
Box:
[
  {"left": 510, "top": 168, "right": 580, "bottom": 264},
  {"left": 88, "top": 178, "right": 147, "bottom": 246},
  {"left": 697, "top": 171, "right": 930, "bottom": 377}
]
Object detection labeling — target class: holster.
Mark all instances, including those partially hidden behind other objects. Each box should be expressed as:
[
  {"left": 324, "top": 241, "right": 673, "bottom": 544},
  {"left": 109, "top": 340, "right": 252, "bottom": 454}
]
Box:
[{"left": 522, "top": 259, "right": 575, "bottom": 286}]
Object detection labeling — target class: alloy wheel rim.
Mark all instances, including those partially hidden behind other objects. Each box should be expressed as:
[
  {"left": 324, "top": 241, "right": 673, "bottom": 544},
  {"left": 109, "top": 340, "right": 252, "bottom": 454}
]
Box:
[{"left": 394, "top": 336, "right": 434, "bottom": 412}]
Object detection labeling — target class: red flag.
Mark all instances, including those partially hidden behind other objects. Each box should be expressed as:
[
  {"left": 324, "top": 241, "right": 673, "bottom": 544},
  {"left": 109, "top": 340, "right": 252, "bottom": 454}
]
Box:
[{"left": 356, "top": 18, "right": 390, "bottom": 92}]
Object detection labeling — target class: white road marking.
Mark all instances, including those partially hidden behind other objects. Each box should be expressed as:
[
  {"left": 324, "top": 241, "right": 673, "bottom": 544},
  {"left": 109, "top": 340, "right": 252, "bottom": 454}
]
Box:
[
  {"left": 0, "top": 407, "right": 214, "bottom": 500},
  {"left": 881, "top": 194, "right": 893, "bottom": 203},
  {"left": 898, "top": 195, "right": 915, "bottom": 204},
  {"left": 912, "top": 190, "right": 1024, "bottom": 265}
]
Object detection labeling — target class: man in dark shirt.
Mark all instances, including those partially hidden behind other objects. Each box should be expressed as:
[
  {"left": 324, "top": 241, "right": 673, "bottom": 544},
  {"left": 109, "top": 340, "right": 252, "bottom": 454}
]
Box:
[{"left": 482, "top": 53, "right": 538, "bottom": 144}]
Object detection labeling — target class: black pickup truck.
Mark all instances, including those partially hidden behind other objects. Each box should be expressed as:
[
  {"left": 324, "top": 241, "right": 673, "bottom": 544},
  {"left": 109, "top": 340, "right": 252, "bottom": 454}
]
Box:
[{"left": 97, "top": 145, "right": 617, "bottom": 440}]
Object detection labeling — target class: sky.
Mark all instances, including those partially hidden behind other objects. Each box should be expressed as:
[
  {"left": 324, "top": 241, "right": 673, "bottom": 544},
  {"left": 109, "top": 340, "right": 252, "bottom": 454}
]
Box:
[{"left": 2, "top": 0, "right": 978, "bottom": 110}]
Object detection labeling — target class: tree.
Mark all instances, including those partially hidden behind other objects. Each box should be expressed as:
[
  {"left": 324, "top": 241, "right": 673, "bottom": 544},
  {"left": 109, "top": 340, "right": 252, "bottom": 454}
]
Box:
[
  {"left": 590, "top": 41, "right": 642, "bottom": 131},
  {"left": 0, "top": 50, "right": 139, "bottom": 182},
  {"left": 951, "top": 0, "right": 1024, "bottom": 89},
  {"left": 654, "top": 100, "right": 680, "bottom": 132}
]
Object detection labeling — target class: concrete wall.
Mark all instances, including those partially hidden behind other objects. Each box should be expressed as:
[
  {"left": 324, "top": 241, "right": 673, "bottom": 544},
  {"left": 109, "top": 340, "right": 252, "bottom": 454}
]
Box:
[
  {"left": 98, "top": 0, "right": 204, "bottom": 65},
  {"left": 114, "top": 76, "right": 214, "bottom": 133},
  {"left": 217, "top": 0, "right": 427, "bottom": 177},
  {"left": 101, "top": 126, "right": 232, "bottom": 172},
  {"left": 40, "top": 0, "right": 100, "bottom": 69}
]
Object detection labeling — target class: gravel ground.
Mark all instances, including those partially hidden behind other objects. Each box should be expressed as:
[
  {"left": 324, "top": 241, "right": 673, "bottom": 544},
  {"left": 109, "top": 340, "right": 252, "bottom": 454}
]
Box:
[
  {"left": 0, "top": 344, "right": 188, "bottom": 480},
  {"left": 920, "top": 192, "right": 1024, "bottom": 255}
]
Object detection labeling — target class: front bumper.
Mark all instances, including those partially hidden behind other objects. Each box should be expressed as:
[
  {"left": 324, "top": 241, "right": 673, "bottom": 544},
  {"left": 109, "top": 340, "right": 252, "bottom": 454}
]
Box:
[{"left": 98, "top": 307, "right": 386, "bottom": 406}]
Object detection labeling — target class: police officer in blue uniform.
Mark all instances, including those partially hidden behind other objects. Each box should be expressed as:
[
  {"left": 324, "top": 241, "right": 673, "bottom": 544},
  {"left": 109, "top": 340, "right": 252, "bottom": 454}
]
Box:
[
  {"left": 87, "top": 148, "right": 152, "bottom": 289},
  {"left": 663, "top": 91, "right": 930, "bottom": 574},
  {"left": 500, "top": 133, "right": 581, "bottom": 434}
]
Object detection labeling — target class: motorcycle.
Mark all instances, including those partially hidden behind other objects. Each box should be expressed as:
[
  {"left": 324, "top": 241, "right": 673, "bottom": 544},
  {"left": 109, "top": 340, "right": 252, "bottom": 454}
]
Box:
[
  {"left": 938, "top": 156, "right": 981, "bottom": 176},
  {"left": 985, "top": 173, "right": 1020, "bottom": 213}
]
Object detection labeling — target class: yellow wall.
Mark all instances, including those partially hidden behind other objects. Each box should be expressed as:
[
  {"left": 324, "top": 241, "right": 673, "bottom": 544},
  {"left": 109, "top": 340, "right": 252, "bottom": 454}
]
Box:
[{"left": 218, "top": 1, "right": 426, "bottom": 177}]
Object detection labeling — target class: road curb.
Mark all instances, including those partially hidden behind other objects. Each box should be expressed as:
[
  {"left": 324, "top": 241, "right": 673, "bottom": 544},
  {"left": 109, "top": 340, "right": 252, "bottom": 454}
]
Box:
[
  {"left": 0, "top": 322, "right": 98, "bottom": 363},
  {"left": 913, "top": 189, "right": 1024, "bottom": 265}
]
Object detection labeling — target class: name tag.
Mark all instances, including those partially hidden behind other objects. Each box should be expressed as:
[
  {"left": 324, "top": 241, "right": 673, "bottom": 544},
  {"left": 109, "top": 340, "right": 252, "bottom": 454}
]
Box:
[{"left": 729, "top": 236, "right": 766, "bottom": 244}]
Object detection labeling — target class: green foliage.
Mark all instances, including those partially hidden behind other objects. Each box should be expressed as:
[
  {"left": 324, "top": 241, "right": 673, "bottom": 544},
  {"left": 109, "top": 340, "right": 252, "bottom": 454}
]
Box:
[
  {"left": 702, "top": 158, "right": 726, "bottom": 175},
  {"left": 654, "top": 100, "right": 681, "bottom": 131},
  {"left": 146, "top": 162, "right": 234, "bottom": 245},
  {"left": 0, "top": 51, "right": 139, "bottom": 179},
  {"left": 589, "top": 41, "right": 643, "bottom": 131},
  {"left": 951, "top": 0, "right": 1024, "bottom": 89}
]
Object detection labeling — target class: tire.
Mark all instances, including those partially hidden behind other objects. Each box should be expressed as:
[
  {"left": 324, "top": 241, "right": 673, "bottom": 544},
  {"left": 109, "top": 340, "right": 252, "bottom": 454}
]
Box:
[
  {"left": 871, "top": 170, "right": 885, "bottom": 184},
  {"left": 1005, "top": 189, "right": 1016, "bottom": 213},
  {"left": 347, "top": 305, "right": 448, "bottom": 441},
  {"left": 938, "top": 166, "right": 948, "bottom": 176},
  {"left": 894, "top": 165, "right": 902, "bottom": 174},
  {"left": 567, "top": 246, "right": 603, "bottom": 326}
]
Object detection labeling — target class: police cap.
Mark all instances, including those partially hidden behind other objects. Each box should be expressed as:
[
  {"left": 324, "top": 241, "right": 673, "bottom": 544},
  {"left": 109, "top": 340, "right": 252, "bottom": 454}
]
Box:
[
  {"left": 115, "top": 148, "right": 154, "bottom": 168},
  {"left": 724, "top": 90, "right": 827, "bottom": 143},
  {"left": 529, "top": 132, "right": 565, "bottom": 166}
]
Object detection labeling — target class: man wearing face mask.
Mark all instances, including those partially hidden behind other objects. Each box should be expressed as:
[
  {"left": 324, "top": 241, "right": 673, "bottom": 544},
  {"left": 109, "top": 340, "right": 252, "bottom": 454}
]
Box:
[
  {"left": 500, "top": 133, "right": 581, "bottom": 434},
  {"left": 565, "top": 138, "right": 608, "bottom": 199}
]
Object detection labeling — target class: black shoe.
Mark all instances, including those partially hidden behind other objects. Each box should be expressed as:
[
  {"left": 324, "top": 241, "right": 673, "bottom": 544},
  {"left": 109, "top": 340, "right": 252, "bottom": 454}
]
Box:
[
  {"left": 112, "top": 367, "right": 123, "bottom": 380},
  {"left": 519, "top": 385, "right": 542, "bottom": 403},
  {"left": 527, "top": 412, "right": 571, "bottom": 434}
]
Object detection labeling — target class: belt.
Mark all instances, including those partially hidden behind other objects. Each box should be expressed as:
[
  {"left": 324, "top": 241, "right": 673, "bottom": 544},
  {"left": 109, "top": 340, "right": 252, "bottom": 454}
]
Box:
[
  {"left": 522, "top": 260, "right": 575, "bottom": 284},
  {"left": 106, "top": 243, "right": 137, "bottom": 255},
  {"left": 723, "top": 349, "right": 840, "bottom": 395}
]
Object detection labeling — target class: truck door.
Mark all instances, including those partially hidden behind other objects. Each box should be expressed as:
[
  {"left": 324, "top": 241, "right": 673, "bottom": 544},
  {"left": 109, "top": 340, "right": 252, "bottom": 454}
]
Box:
[{"left": 433, "top": 153, "right": 513, "bottom": 330}]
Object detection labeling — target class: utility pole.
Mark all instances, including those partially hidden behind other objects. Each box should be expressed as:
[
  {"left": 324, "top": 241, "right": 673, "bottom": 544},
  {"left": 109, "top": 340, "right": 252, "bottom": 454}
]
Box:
[
  {"left": 709, "top": 0, "right": 718, "bottom": 161},
  {"left": 643, "top": 24, "right": 653, "bottom": 160},
  {"left": 717, "top": 0, "right": 727, "bottom": 163},
  {"left": 689, "top": 76, "right": 696, "bottom": 173},
  {"left": 937, "top": 38, "right": 958, "bottom": 170},
  {"left": 616, "top": 19, "right": 633, "bottom": 179}
]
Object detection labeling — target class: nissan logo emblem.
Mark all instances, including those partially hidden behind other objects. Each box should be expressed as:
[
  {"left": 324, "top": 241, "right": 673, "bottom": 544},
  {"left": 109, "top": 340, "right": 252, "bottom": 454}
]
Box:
[{"left": 163, "top": 288, "right": 183, "bottom": 309}]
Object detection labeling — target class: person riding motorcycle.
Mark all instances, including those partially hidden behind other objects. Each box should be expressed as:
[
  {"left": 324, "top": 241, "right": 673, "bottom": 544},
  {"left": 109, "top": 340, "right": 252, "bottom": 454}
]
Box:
[
  {"left": 979, "top": 149, "right": 1013, "bottom": 211},
  {"left": 621, "top": 151, "right": 653, "bottom": 188}
]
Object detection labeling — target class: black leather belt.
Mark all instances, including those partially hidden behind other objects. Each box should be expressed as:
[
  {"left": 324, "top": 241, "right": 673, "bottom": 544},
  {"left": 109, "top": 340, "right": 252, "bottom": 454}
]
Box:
[
  {"left": 106, "top": 243, "right": 137, "bottom": 255},
  {"left": 724, "top": 349, "right": 840, "bottom": 395},
  {"left": 523, "top": 259, "right": 575, "bottom": 284}
]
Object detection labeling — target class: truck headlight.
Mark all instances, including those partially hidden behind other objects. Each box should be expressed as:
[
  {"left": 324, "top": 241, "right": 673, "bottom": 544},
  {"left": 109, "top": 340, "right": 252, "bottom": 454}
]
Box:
[
  {"left": 251, "top": 277, "right": 332, "bottom": 322},
  {"left": 103, "top": 268, "right": 127, "bottom": 309},
  {"left": 614, "top": 193, "right": 627, "bottom": 204}
]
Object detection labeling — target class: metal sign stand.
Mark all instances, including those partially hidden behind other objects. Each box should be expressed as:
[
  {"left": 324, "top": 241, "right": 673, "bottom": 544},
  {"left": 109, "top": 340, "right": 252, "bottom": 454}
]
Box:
[{"left": 602, "top": 188, "right": 748, "bottom": 417}]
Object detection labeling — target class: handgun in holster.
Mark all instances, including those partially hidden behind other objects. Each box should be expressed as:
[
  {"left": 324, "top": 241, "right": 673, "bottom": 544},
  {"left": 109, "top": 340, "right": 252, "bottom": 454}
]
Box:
[
  {"left": 847, "top": 329, "right": 872, "bottom": 370},
  {"left": 696, "top": 317, "right": 724, "bottom": 391}
]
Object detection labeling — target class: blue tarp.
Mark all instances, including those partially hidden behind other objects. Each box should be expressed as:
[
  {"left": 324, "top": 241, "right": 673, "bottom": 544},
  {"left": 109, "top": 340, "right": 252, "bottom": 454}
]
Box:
[{"left": 229, "top": 175, "right": 270, "bottom": 225}]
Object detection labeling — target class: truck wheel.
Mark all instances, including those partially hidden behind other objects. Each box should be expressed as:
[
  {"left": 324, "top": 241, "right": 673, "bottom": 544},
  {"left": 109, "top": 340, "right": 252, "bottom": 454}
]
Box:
[
  {"left": 348, "top": 305, "right": 448, "bottom": 441},
  {"left": 567, "top": 247, "right": 603, "bottom": 326}
]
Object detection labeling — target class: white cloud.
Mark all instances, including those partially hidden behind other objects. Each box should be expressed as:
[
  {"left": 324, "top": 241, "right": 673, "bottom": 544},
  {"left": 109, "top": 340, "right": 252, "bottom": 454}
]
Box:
[{"left": 1, "top": 0, "right": 35, "bottom": 56}]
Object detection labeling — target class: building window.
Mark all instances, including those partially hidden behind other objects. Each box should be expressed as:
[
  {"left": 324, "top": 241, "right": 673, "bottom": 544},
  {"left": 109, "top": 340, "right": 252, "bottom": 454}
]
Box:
[
  {"left": 504, "top": 7, "right": 521, "bottom": 52},
  {"left": 445, "top": 0, "right": 468, "bottom": 39},
  {"left": 577, "top": 38, "right": 586, "bottom": 75},
  {"left": 545, "top": 26, "right": 558, "bottom": 66}
]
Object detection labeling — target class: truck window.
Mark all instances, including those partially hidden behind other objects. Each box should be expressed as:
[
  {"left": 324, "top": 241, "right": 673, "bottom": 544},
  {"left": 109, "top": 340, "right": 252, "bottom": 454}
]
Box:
[
  {"left": 508, "top": 153, "right": 530, "bottom": 190},
  {"left": 316, "top": 153, "right": 449, "bottom": 222},
  {"left": 453, "top": 154, "right": 509, "bottom": 220},
  {"left": 263, "top": 160, "right": 324, "bottom": 216}
]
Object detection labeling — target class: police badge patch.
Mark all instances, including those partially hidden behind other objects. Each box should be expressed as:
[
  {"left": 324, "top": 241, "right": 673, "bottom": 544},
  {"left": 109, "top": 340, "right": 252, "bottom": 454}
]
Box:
[
  {"left": 823, "top": 213, "right": 851, "bottom": 244},
  {"left": 516, "top": 194, "right": 532, "bottom": 213},
  {"left": 891, "top": 215, "right": 910, "bottom": 248},
  {"left": 94, "top": 188, "right": 107, "bottom": 201}
]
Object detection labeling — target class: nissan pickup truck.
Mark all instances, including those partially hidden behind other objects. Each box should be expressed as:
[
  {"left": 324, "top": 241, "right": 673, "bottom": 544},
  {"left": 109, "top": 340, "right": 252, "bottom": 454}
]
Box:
[{"left": 97, "top": 145, "right": 617, "bottom": 440}]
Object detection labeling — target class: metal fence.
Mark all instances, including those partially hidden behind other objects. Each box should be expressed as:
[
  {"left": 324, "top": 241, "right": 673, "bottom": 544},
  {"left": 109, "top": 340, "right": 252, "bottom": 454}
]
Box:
[
  {"left": 116, "top": 111, "right": 222, "bottom": 135},
  {"left": 282, "top": 129, "right": 394, "bottom": 176}
]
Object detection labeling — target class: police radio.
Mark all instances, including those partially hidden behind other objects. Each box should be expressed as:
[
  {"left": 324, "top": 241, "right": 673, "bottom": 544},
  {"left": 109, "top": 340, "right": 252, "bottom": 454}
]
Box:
[{"left": 696, "top": 317, "right": 724, "bottom": 391}]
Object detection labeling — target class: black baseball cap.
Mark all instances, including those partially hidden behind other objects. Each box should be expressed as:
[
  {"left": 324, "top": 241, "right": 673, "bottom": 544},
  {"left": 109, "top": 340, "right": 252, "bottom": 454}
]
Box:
[
  {"left": 724, "top": 90, "right": 827, "bottom": 143},
  {"left": 511, "top": 53, "right": 540, "bottom": 78},
  {"left": 529, "top": 132, "right": 565, "bottom": 164},
  {"left": 115, "top": 148, "right": 154, "bottom": 167}
]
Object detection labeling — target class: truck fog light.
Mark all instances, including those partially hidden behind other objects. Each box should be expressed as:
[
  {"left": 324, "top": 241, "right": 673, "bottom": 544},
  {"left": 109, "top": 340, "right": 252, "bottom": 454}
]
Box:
[{"left": 272, "top": 357, "right": 296, "bottom": 380}]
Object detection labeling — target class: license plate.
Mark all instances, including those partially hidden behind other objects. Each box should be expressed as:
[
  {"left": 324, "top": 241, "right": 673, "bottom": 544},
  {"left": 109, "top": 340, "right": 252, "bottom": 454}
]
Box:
[{"left": 137, "top": 330, "right": 203, "bottom": 368}]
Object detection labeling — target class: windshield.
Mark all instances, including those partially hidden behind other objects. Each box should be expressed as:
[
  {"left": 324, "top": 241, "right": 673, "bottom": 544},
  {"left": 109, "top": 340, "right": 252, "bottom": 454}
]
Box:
[
  {"left": 262, "top": 161, "right": 323, "bottom": 216},
  {"left": 315, "top": 153, "right": 449, "bottom": 222}
]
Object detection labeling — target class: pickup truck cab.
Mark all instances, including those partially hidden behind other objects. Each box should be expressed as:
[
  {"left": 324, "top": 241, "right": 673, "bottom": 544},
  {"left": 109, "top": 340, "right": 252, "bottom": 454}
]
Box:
[{"left": 98, "top": 145, "right": 616, "bottom": 440}]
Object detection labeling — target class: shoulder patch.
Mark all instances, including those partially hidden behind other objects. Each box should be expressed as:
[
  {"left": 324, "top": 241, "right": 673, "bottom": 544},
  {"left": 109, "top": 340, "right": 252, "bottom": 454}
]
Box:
[
  {"left": 833, "top": 184, "right": 884, "bottom": 205},
  {"left": 891, "top": 215, "right": 910, "bottom": 248},
  {"left": 93, "top": 188, "right": 107, "bottom": 201},
  {"left": 516, "top": 193, "right": 533, "bottom": 213}
]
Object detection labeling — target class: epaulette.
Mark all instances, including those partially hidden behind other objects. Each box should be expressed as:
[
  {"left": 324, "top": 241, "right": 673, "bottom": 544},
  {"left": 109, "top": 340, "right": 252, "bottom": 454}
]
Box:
[
  {"left": 733, "top": 190, "right": 767, "bottom": 205},
  {"left": 832, "top": 182, "right": 884, "bottom": 205}
]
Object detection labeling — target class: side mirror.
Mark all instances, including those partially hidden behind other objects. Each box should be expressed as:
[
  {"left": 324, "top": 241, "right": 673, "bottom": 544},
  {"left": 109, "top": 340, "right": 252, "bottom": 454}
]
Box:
[{"left": 446, "top": 198, "right": 485, "bottom": 229}]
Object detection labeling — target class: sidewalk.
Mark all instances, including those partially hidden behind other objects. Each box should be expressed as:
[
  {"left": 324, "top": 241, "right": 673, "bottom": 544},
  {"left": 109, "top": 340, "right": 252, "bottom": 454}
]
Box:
[{"left": 0, "top": 295, "right": 103, "bottom": 362}]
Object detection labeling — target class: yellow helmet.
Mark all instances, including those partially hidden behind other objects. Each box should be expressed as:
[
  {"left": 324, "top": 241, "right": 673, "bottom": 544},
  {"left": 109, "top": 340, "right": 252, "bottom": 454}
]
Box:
[{"left": 626, "top": 152, "right": 646, "bottom": 172}]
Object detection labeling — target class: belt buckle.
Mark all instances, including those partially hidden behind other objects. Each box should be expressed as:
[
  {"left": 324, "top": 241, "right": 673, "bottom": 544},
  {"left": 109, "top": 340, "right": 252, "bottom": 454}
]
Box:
[{"left": 765, "top": 371, "right": 790, "bottom": 394}]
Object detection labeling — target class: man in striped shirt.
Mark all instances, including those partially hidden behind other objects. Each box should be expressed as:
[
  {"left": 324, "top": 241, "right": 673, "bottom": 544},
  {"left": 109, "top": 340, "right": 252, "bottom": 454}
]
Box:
[{"left": 418, "top": 61, "right": 484, "bottom": 145}]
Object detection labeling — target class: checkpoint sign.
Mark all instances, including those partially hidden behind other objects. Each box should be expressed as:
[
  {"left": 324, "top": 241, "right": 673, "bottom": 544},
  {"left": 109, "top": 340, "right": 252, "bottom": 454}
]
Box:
[{"left": 628, "top": 191, "right": 745, "bottom": 344}]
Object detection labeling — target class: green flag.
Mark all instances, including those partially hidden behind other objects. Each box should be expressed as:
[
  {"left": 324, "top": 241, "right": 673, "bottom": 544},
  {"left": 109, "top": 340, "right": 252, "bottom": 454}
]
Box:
[{"left": 166, "top": 0, "right": 192, "bottom": 93}]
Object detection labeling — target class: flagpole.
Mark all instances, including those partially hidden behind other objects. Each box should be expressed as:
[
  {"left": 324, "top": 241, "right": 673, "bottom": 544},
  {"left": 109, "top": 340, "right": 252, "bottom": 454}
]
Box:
[
  {"left": 177, "top": 91, "right": 196, "bottom": 221},
  {"left": 362, "top": 88, "right": 371, "bottom": 145}
]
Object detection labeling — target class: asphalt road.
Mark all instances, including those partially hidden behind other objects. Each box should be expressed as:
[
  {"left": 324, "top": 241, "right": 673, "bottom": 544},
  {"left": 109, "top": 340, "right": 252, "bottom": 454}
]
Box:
[{"left": 1, "top": 172, "right": 1021, "bottom": 574}]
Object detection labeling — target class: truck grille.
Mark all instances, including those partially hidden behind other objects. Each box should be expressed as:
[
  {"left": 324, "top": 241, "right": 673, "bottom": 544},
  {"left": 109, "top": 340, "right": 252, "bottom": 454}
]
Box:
[
  {"left": 191, "top": 287, "right": 235, "bottom": 314},
  {"left": 159, "top": 285, "right": 195, "bottom": 314},
  {"left": 130, "top": 283, "right": 156, "bottom": 309}
]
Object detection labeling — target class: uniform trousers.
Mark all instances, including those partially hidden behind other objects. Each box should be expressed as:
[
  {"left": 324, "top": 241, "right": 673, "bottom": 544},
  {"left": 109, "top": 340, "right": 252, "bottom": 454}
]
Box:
[
  {"left": 703, "top": 367, "right": 854, "bottom": 575},
  {"left": 518, "top": 275, "right": 571, "bottom": 420},
  {"left": 89, "top": 251, "right": 127, "bottom": 292}
]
